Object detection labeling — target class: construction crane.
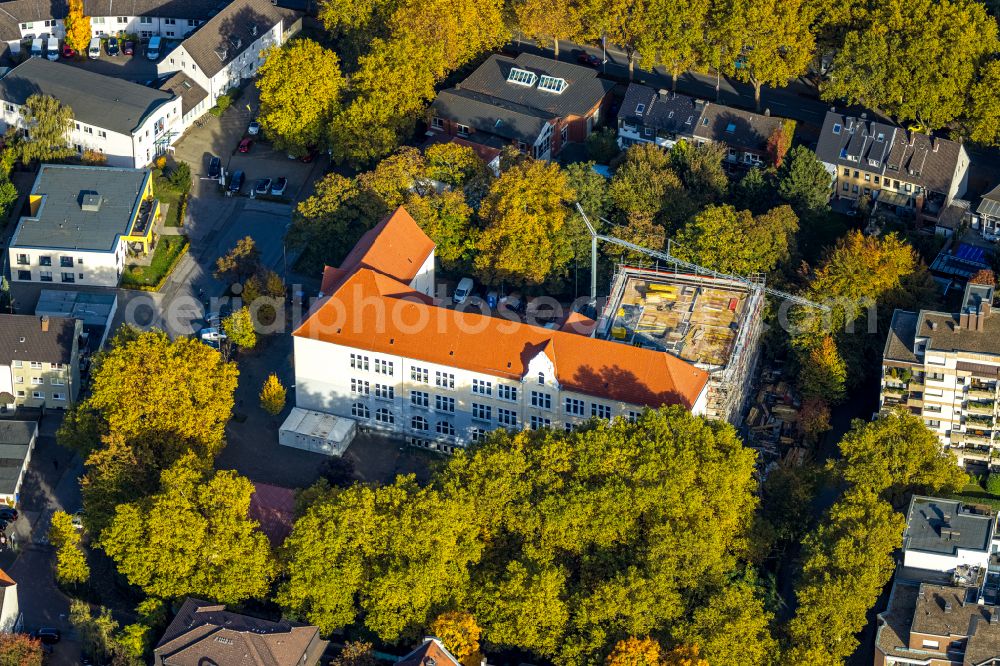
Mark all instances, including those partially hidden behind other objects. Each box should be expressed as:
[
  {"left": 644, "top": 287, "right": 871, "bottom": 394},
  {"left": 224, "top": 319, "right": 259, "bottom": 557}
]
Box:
[{"left": 574, "top": 203, "right": 829, "bottom": 312}]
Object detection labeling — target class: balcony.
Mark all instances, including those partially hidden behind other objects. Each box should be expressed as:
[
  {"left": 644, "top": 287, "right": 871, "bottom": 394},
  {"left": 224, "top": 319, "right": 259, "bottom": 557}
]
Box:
[
  {"left": 961, "top": 447, "right": 993, "bottom": 462},
  {"left": 967, "top": 401, "right": 996, "bottom": 415},
  {"left": 967, "top": 413, "right": 994, "bottom": 426},
  {"left": 970, "top": 386, "right": 997, "bottom": 399},
  {"left": 962, "top": 432, "right": 993, "bottom": 445},
  {"left": 882, "top": 385, "right": 907, "bottom": 397}
]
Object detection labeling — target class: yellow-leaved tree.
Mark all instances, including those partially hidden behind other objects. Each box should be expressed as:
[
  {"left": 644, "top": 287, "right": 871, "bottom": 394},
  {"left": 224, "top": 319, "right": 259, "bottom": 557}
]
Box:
[
  {"left": 64, "top": 0, "right": 91, "bottom": 56},
  {"left": 260, "top": 374, "right": 286, "bottom": 416},
  {"left": 430, "top": 611, "right": 482, "bottom": 664},
  {"left": 48, "top": 510, "right": 89, "bottom": 586}
]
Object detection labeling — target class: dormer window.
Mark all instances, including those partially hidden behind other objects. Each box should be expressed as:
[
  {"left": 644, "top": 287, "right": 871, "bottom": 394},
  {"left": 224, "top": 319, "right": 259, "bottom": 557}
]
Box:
[
  {"left": 538, "top": 372, "right": 545, "bottom": 385},
  {"left": 869, "top": 159, "right": 880, "bottom": 167}
]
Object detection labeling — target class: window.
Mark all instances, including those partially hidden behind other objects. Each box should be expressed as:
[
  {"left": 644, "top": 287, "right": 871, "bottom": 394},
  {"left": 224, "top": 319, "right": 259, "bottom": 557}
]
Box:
[
  {"left": 842, "top": 168, "right": 850, "bottom": 176},
  {"left": 497, "top": 408, "right": 517, "bottom": 427},
  {"left": 3, "top": 103, "right": 13, "bottom": 113},
  {"left": 635, "top": 103, "right": 645, "bottom": 116},
  {"left": 564, "top": 398, "right": 585, "bottom": 416},
  {"left": 874, "top": 176, "right": 880, "bottom": 185},
  {"left": 832, "top": 123, "right": 842, "bottom": 134},
  {"left": 507, "top": 67, "right": 537, "bottom": 86},
  {"left": 39, "top": 270, "right": 52, "bottom": 282},
  {"left": 530, "top": 415, "right": 551, "bottom": 430},
  {"left": 15, "top": 391, "right": 23, "bottom": 398},
  {"left": 50, "top": 377, "right": 64, "bottom": 386},
  {"left": 30, "top": 377, "right": 42, "bottom": 385},
  {"left": 457, "top": 124, "right": 470, "bottom": 136},
  {"left": 921, "top": 640, "right": 939, "bottom": 649},
  {"left": 14, "top": 377, "right": 22, "bottom": 385},
  {"left": 29, "top": 362, "right": 41, "bottom": 369},
  {"left": 98, "top": 130, "right": 106, "bottom": 139},
  {"left": 38, "top": 256, "right": 51, "bottom": 266},
  {"left": 498, "top": 385, "right": 517, "bottom": 402},
  {"left": 472, "top": 403, "right": 491, "bottom": 421},
  {"left": 626, "top": 410, "right": 641, "bottom": 423},
  {"left": 853, "top": 170, "right": 859, "bottom": 178},
  {"left": 52, "top": 393, "right": 65, "bottom": 401},
  {"left": 12, "top": 361, "right": 21, "bottom": 368},
  {"left": 411, "top": 415, "right": 428, "bottom": 431},
  {"left": 32, "top": 391, "right": 44, "bottom": 400},
  {"left": 350, "top": 378, "right": 369, "bottom": 395},
  {"left": 374, "top": 384, "right": 394, "bottom": 400},
  {"left": 164, "top": 18, "right": 176, "bottom": 24},
  {"left": 864, "top": 174, "right": 871, "bottom": 182},
  {"left": 842, "top": 182, "right": 849, "bottom": 192},
  {"left": 92, "top": 17, "right": 104, "bottom": 23},
  {"left": 852, "top": 184, "right": 859, "bottom": 194},
  {"left": 60, "top": 256, "right": 73, "bottom": 267},
  {"left": 411, "top": 390, "right": 429, "bottom": 408},
  {"left": 470, "top": 427, "right": 487, "bottom": 443},
  {"left": 537, "top": 75, "right": 567, "bottom": 94},
  {"left": 350, "top": 353, "right": 369, "bottom": 370},
  {"left": 472, "top": 379, "right": 492, "bottom": 396},
  {"left": 352, "top": 403, "right": 370, "bottom": 419},
  {"left": 411, "top": 366, "right": 429, "bottom": 383},
  {"left": 436, "top": 420, "right": 456, "bottom": 436},
  {"left": 592, "top": 404, "right": 612, "bottom": 419},
  {"left": 926, "top": 419, "right": 941, "bottom": 428},
  {"left": 375, "top": 407, "right": 394, "bottom": 424},
  {"left": 117, "top": 16, "right": 127, "bottom": 22},
  {"left": 431, "top": 117, "right": 444, "bottom": 130},
  {"left": 84, "top": 127, "right": 93, "bottom": 135},
  {"left": 435, "top": 395, "right": 455, "bottom": 413},
  {"left": 15, "top": 254, "right": 27, "bottom": 265},
  {"left": 140, "top": 16, "right": 152, "bottom": 23},
  {"left": 531, "top": 391, "right": 551, "bottom": 409},
  {"left": 435, "top": 371, "right": 455, "bottom": 389},
  {"left": 61, "top": 272, "right": 75, "bottom": 283},
  {"left": 374, "top": 359, "right": 393, "bottom": 375},
  {"left": 17, "top": 270, "right": 30, "bottom": 281}
]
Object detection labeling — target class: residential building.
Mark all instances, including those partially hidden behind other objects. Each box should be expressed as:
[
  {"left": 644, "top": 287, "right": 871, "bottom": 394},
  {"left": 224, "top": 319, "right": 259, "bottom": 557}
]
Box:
[
  {"left": 0, "top": 569, "right": 20, "bottom": 633},
  {"left": 158, "top": 72, "right": 211, "bottom": 133},
  {"left": 9, "top": 164, "right": 159, "bottom": 287},
  {"left": 816, "top": 110, "right": 970, "bottom": 225},
  {"left": 428, "top": 53, "right": 614, "bottom": 161},
  {"left": 615, "top": 83, "right": 787, "bottom": 171},
  {"left": 156, "top": 0, "right": 301, "bottom": 119},
  {"left": 397, "top": 638, "right": 463, "bottom": 666},
  {"left": 880, "top": 281, "right": 1000, "bottom": 470},
  {"left": 0, "top": 315, "right": 82, "bottom": 410},
  {"left": 34, "top": 289, "right": 118, "bottom": 351},
  {"left": 973, "top": 183, "right": 1000, "bottom": 242},
  {"left": 294, "top": 207, "right": 710, "bottom": 453},
  {"left": 153, "top": 597, "right": 327, "bottom": 666},
  {"left": 875, "top": 496, "right": 1000, "bottom": 665},
  {"left": 0, "top": 59, "right": 183, "bottom": 168},
  {"left": 0, "top": 0, "right": 224, "bottom": 55},
  {"left": 0, "top": 421, "right": 36, "bottom": 506}
]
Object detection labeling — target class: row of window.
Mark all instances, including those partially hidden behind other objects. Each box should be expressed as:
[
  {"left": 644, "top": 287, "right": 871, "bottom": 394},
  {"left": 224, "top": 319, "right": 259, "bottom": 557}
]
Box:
[
  {"left": 14, "top": 389, "right": 64, "bottom": 401},
  {"left": 15, "top": 254, "right": 82, "bottom": 267},
  {"left": 840, "top": 168, "right": 919, "bottom": 193},
  {"left": 12, "top": 361, "right": 63, "bottom": 370},
  {"left": 14, "top": 376, "right": 65, "bottom": 386},
  {"left": 16, "top": 270, "right": 82, "bottom": 283}
]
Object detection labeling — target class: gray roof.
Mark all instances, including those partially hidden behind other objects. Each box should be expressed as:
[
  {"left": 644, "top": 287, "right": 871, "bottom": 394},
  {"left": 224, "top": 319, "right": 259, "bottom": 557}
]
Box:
[
  {"left": 173, "top": 0, "right": 300, "bottom": 79},
  {"left": 0, "top": 422, "right": 33, "bottom": 495},
  {"left": 693, "top": 102, "right": 784, "bottom": 152},
  {"left": 35, "top": 290, "right": 116, "bottom": 328},
  {"left": 0, "top": 421, "right": 36, "bottom": 445},
  {"left": 917, "top": 310, "right": 1000, "bottom": 356},
  {"left": 904, "top": 496, "right": 994, "bottom": 556},
  {"left": 884, "top": 309, "right": 919, "bottom": 364},
  {"left": 619, "top": 83, "right": 702, "bottom": 137},
  {"left": 430, "top": 88, "right": 550, "bottom": 143},
  {"left": 11, "top": 164, "right": 149, "bottom": 252},
  {"left": 0, "top": 58, "right": 173, "bottom": 135},
  {"left": 0, "top": 314, "right": 77, "bottom": 364},
  {"left": 158, "top": 71, "right": 207, "bottom": 117},
  {"left": 815, "top": 110, "right": 965, "bottom": 195},
  {"left": 978, "top": 183, "right": 1000, "bottom": 219}
]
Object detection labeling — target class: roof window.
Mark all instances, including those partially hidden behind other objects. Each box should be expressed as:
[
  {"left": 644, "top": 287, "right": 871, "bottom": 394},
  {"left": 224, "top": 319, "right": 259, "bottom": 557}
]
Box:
[
  {"left": 635, "top": 103, "right": 645, "bottom": 116},
  {"left": 833, "top": 123, "right": 841, "bottom": 134},
  {"left": 507, "top": 67, "right": 537, "bottom": 87},
  {"left": 537, "top": 75, "right": 567, "bottom": 94},
  {"left": 725, "top": 122, "right": 736, "bottom": 133}
]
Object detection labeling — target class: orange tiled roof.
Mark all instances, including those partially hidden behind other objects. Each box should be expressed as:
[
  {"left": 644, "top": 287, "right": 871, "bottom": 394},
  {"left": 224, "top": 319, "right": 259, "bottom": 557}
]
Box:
[
  {"left": 295, "top": 214, "right": 708, "bottom": 408},
  {"left": 336, "top": 207, "right": 435, "bottom": 285}
]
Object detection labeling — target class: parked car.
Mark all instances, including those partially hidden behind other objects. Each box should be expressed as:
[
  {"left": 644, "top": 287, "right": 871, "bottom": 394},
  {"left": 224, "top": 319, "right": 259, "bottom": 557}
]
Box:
[
  {"left": 146, "top": 35, "right": 161, "bottom": 60},
  {"left": 45, "top": 37, "right": 58, "bottom": 60},
  {"left": 61, "top": 44, "right": 74, "bottom": 58},
  {"left": 106, "top": 37, "right": 119, "bottom": 56},
  {"left": 453, "top": 277, "right": 475, "bottom": 304},
  {"left": 252, "top": 178, "right": 271, "bottom": 197},
  {"left": 270, "top": 177, "right": 287, "bottom": 197},
  {"left": 30, "top": 38, "right": 42, "bottom": 58},
  {"left": 71, "top": 511, "right": 84, "bottom": 530},
  {"left": 499, "top": 291, "right": 525, "bottom": 314},
  {"left": 576, "top": 51, "right": 601, "bottom": 67},
  {"left": 87, "top": 37, "right": 100, "bottom": 59},
  {"left": 228, "top": 170, "right": 244, "bottom": 193},
  {"left": 122, "top": 41, "right": 134, "bottom": 56},
  {"left": 238, "top": 138, "right": 253, "bottom": 153},
  {"left": 247, "top": 120, "right": 260, "bottom": 136},
  {"left": 486, "top": 290, "right": 499, "bottom": 309},
  {"left": 208, "top": 156, "right": 221, "bottom": 179},
  {"left": 32, "top": 629, "right": 60, "bottom": 645},
  {"left": 0, "top": 508, "right": 19, "bottom": 522}
]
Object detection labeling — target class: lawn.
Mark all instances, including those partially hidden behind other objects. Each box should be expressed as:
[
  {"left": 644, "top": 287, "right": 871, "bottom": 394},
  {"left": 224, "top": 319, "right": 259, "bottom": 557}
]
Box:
[
  {"left": 154, "top": 173, "right": 186, "bottom": 227},
  {"left": 121, "top": 236, "right": 189, "bottom": 290}
]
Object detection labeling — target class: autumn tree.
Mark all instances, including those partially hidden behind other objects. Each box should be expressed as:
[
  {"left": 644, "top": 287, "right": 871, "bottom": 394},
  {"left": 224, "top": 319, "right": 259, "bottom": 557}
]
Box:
[
  {"left": 0, "top": 633, "right": 42, "bottom": 666},
  {"left": 430, "top": 611, "right": 482, "bottom": 663},
  {"left": 223, "top": 307, "right": 257, "bottom": 350},
  {"left": 662, "top": 644, "right": 708, "bottom": 666},
  {"left": 63, "top": 0, "right": 91, "bottom": 55},
  {"left": 766, "top": 121, "right": 794, "bottom": 167},
  {"left": 406, "top": 191, "right": 475, "bottom": 271},
  {"left": 48, "top": 510, "right": 89, "bottom": 586},
  {"left": 799, "top": 397, "right": 832, "bottom": 442},
  {"left": 797, "top": 336, "right": 847, "bottom": 403},
  {"left": 580, "top": 0, "right": 659, "bottom": 79},
  {"left": 332, "top": 641, "right": 377, "bottom": 666},
  {"left": 776, "top": 146, "right": 832, "bottom": 214},
  {"left": 425, "top": 142, "right": 490, "bottom": 188},
  {"left": 260, "top": 373, "right": 287, "bottom": 416},
  {"left": 824, "top": 0, "right": 999, "bottom": 129},
  {"left": 609, "top": 143, "right": 690, "bottom": 232},
  {"left": 608, "top": 214, "right": 666, "bottom": 260},
  {"left": 215, "top": 236, "right": 261, "bottom": 284},
  {"left": 15, "top": 94, "right": 74, "bottom": 163},
  {"left": 101, "top": 455, "right": 276, "bottom": 604},
  {"left": 513, "top": 0, "right": 582, "bottom": 57},
  {"left": 474, "top": 159, "right": 576, "bottom": 286},
  {"left": 673, "top": 204, "right": 798, "bottom": 275},
  {"left": 644, "top": 0, "right": 710, "bottom": 89},
  {"left": 668, "top": 141, "right": 728, "bottom": 207},
  {"left": 69, "top": 600, "right": 144, "bottom": 666},
  {"left": 565, "top": 161, "right": 612, "bottom": 223},
  {"left": 607, "top": 637, "right": 663, "bottom": 665},
  {"left": 257, "top": 39, "right": 346, "bottom": 156},
  {"left": 968, "top": 60, "right": 1000, "bottom": 146}
]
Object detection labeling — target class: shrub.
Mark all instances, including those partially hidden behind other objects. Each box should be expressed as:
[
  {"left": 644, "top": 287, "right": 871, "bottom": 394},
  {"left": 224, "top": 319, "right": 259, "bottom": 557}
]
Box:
[
  {"left": 154, "top": 155, "right": 167, "bottom": 170},
  {"left": 167, "top": 162, "right": 191, "bottom": 193},
  {"left": 209, "top": 93, "right": 232, "bottom": 117},
  {"left": 81, "top": 149, "right": 107, "bottom": 166},
  {"left": 986, "top": 473, "right": 1000, "bottom": 496},
  {"left": 586, "top": 128, "right": 621, "bottom": 164}
]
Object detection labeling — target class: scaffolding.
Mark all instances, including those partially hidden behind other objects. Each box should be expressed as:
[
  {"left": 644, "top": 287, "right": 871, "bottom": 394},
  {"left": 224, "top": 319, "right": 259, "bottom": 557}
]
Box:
[{"left": 598, "top": 265, "right": 765, "bottom": 423}]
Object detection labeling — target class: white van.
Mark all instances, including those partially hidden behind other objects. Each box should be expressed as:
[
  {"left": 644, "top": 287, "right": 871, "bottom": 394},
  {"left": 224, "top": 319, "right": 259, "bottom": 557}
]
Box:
[
  {"left": 88, "top": 37, "right": 101, "bottom": 59},
  {"left": 452, "top": 277, "right": 475, "bottom": 304},
  {"left": 146, "top": 36, "right": 161, "bottom": 61},
  {"left": 30, "top": 38, "right": 42, "bottom": 58},
  {"left": 46, "top": 37, "right": 59, "bottom": 60}
]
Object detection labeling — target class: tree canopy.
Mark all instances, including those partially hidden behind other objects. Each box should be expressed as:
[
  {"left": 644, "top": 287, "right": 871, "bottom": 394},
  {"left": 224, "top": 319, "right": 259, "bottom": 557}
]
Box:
[
  {"left": 673, "top": 204, "right": 798, "bottom": 275},
  {"left": 16, "top": 94, "right": 74, "bottom": 163}
]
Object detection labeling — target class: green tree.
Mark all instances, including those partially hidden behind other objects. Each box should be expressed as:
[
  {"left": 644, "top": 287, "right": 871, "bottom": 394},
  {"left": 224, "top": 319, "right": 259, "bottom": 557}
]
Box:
[
  {"left": 0, "top": 633, "right": 42, "bottom": 666},
  {"left": 425, "top": 142, "right": 490, "bottom": 187},
  {"left": 988, "top": 473, "right": 1000, "bottom": 496},
  {"left": 474, "top": 159, "right": 576, "bottom": 286},
  {"left": 223, "top": 307, "right": 257, "bottom": 350},
  {"left": 837, "top": 412, "right": 967, "bottom": 502},
  {"left": 257, "top": 40, "right": 345, "bottom": 155},
  {"left": 101, "top": 455, "right": 276, "bottom": 603},
  {"left": 48, "top": 510, "right": 89, "bottom": 586},
  {"left": 406, "top": 191, "right": 475, "bottom": 271},
  {"left": 586, "top": 128, "right": 622, "bottom": 164},
  {"left": 565, "top": 161, "right": 612, "bottom": 223},
  {"left": 669, "top": 141, "right": 729, "bottom": 207},
  {"left": 824, "top": 0, "right": 999, "bottom": 129},
  {"left": 675, "top": 581, "right": 777, "bottom": 666},
  {"left": 968, "top": 60, "right": 1000, "bottom": 146},
  {"left": 609, "top": 143, "right": 690, "bottom": 231},
  {"left": 797, "top": 336, "right": 847, "bottom": 403},
  {"left": 63, "top": 0, "right": 91, "bottom": 55},
  {"left": 646, "top": 0, "right": 710, "bottom": 89},
  {"left": 776, "top": 146, "right": 832, "bottom": 215},
  {"left": 731, "top": 167, "right": 775, "bottom": 214},
  {"left": 260, "top": 373, "right": 287, "bottom": 416},
  {"left": 674, "top": 204, "right": 798, "bottom": 274},
  {"left": 16, "top": 94, "right": 74, "bottom": 163},
  {"left": 580, "top": 0, "right": 660, "bottom": 80}
]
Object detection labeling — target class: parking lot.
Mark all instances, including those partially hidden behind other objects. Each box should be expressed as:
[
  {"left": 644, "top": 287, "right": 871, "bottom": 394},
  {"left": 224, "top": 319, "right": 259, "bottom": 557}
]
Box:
[{"left": 57, "top": 41, "right": 176, "bottom": 83}]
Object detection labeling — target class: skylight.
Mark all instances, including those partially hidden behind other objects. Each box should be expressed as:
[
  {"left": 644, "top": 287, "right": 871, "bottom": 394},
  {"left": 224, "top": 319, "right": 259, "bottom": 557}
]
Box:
[
  {"left": 725, "top": 122, "right": 736, "bottom": 133},
  {"left": 507, "top": 67, "right": 537, "bottom": 87},
  {"left": 833, "top": 123, "right": 842, "bottom": 134},
  {"left": 635, "top": 103, "right": 645, "bottom": 116},
  {"left": 537, "top": 75, "right": 568, "bottom": 94}
]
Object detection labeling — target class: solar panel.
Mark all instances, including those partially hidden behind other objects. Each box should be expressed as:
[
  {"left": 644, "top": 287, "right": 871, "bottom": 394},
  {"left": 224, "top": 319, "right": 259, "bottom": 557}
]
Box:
[
  {"left": 537, "top": 75, "right": 567, "bottom": 94},
  {"left": 507, "top": 67, "right": 537, "bottom": 87}
]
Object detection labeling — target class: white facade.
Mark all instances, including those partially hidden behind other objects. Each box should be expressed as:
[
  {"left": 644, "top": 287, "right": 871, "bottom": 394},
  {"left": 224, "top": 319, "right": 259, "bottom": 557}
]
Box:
[
  {"left": 10, "top": 245, "right": 125, "bottom": 288},
  {"left": 0, "top": 578, "right": 18, "bottom": 634},
  {"left": 87, "top": 15, "right": 201, "bottom": 39}
]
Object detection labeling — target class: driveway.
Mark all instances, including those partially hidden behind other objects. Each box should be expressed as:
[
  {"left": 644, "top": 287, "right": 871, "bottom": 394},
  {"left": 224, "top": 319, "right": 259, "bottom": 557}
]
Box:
[{"left": 59, "top": 48, "right": 165, "bottom": 84}]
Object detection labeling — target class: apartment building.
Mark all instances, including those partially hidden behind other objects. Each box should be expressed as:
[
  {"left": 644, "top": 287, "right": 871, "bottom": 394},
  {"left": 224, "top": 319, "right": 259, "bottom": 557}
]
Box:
[
  {"left": 0, "top": 314, "right": 82, "bottom": 410},
  {"left": 9, "top": 164, "right": 159, "bottom": 287},
  {"left": 880, "top": 280, "right": 1000, "bottom": 470},
  {"left": 294, "top": 207, "right": 710, "bottom": 453},
  {"left": 0, "top": 59, "right": 182, "bottom": 168},
  {"left": 816, "top": 110, "right": 970, "bottom": 225},
  {"left": 156, "top": 0, "right": 301, "bottom": 117},
  {"left": 428, "top": 53, "right": 614, "bottom": 161}
]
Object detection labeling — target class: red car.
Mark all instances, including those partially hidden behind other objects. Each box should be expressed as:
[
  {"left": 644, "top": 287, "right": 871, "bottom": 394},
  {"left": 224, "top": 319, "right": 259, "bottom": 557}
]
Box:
[
  {"left": 62, "top": 44, "right": 74, "bottom": 58},
  {"left": 123, "top": 41, "right": 134, "bottom": 56},
  {"left": 238, "top": 138, "right": 253, "bottom": 153}
]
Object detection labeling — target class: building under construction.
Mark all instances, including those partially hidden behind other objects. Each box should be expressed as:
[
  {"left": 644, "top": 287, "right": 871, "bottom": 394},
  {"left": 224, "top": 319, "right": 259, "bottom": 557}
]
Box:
[{"left": 596, "top": 265, "right": 765, "bottom": 423}]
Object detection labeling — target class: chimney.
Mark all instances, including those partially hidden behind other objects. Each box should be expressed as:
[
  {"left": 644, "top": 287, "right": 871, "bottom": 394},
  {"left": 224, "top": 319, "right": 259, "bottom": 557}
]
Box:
[
  {"left": 930, "top": 320, "right": 938, "bottom": 330},
  {"left": 992, "top": 609, "right": 1000, "bottom": 624},
  {"left": 861, "top": 112, "right": 867, "bottom": 119},
  {"left": 961, "top": 312, "right": 971, "bottom": 329},
  {"left": 764, "top": 108, "right": 770, "bottom": 116},
  {"left": 945, "top": 601, "right": 953, "bottom": 613},
  {"left": 40, "top": 315, "right": 49, "bottom": 332}
]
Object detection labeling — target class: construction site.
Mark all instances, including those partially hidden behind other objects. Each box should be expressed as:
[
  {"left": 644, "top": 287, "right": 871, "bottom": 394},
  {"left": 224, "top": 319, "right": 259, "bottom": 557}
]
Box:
[{"left": 595, "top": 265, "right": 765, "bottom": 423}]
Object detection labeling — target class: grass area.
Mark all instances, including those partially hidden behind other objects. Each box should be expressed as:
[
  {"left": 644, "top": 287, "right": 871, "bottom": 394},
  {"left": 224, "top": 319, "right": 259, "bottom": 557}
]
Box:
[
  {"left": 121, "top": 236, "right": 189, "bottom": 290},
  {"left": 154, "top": 172, "right": 186, "bottom": 227}
]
